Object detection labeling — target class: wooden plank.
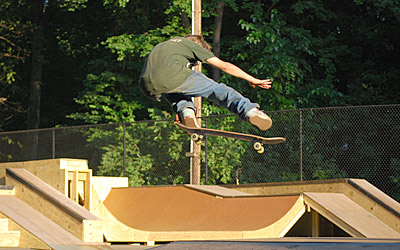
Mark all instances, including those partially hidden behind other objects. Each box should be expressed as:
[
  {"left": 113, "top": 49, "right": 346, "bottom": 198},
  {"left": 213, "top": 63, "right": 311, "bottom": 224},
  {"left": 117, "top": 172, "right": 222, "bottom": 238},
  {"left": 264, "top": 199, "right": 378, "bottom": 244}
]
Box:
[
  {"left": 0, "top": 159, "right": 66, "bottom": 193},
  {"left": 70, "top": 171, "right": 79, "bottom": 203},
  {"left": 304, "top": 193, "right": 400, "bottom": 238},
  {"left": 50, "top": 245, "right": 114, "bottom": 250},
  {"left": 0, "top": 195, "right": 83, "bottom": 245},
  {"left": 0, "top": 186, "right": 14, "bottom": 195},
  {"left": 348, "top": 179, "right": 400, "bottom": 217},
  {"left": 311, "top": 210, "right": 320, "bottom": 237},
  {"left": 84, "top": 171, "right": 92, "bottom": 210},
  {"left": 6, "top": 168, "right": 103, "bottom": 243},
  {"left": 60, "top": 158, "right": 89, "bottom": 170},
  {"left": 0, "top": 218, "right": 9, "bottom": 231},
  {"left": 0, "top": 231, "right": 20, "bottom": 247},
  {"left": 0, "top": 159, "right": 89, "bottom": 194},
  {"left": 227, "top": 179, "right": 400, "bottom": 233},
  {"left": 226, "top": 179, "right": 347, "bottom": 196},
  {"left": 68, "top": 170, "right": 92, "bottom": 209},
  {"left": 185, "top": 185, "right": 253, "bottom": 197},
  {"left": 6, "top": 168, "right": 98, "bottom": 221},
  {"left": 341, "top": 181, "right": 400, "bottom": 233},
  {"left": 91, "top": 177, "right": 128, "bottom": 203},
  {"left": 7, "top": 218, "right": 49, "bottom": 250}
]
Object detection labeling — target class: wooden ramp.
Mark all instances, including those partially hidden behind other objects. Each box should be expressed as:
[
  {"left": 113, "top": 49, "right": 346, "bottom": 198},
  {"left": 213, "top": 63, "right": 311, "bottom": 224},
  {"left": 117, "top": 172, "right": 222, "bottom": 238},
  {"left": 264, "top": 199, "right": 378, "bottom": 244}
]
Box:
[
  {"left": 95, "top": 183, "right": 400, "bottom": 244},
  {"left": 0, "top": 195, "right": 83, "bottom": 249},
  {"left": 1, "top": 167, "right": 105, "bottom": 249},
  {"left": 97, "top": 185, "right": 305, "bottom": 243},
  {"left": 303, "top": 192, "right": 400, "bottom": 238},
  {"left": 228, "top": 178, "right": 400, "bottom": 233}
]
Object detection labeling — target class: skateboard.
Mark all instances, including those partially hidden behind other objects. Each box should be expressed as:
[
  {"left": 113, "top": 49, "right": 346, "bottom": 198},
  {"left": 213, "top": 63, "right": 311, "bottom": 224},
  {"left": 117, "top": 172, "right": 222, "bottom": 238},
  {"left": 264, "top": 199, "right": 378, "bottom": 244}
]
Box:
[{"left": 176, "top": 123, "right": 286, "bottom": 154}]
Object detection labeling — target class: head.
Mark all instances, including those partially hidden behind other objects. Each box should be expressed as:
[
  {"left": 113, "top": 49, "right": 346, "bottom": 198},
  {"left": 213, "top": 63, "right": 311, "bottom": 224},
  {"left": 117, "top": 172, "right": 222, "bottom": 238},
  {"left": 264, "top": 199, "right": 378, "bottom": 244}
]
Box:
[{"left": 185, "top": 34, "right": 212, "bottom": 52}]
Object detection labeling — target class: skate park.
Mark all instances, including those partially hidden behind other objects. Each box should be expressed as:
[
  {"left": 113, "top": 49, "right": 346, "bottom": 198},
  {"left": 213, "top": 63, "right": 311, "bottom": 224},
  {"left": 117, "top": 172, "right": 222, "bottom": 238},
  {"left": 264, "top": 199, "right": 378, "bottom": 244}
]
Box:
[{"left": 0, "top": 158, "right": 399, "bottom": 250}]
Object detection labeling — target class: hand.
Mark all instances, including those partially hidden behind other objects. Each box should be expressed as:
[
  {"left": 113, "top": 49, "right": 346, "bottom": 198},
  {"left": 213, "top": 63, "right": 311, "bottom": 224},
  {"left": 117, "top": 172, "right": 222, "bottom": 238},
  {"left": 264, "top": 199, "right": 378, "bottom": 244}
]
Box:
[{"left": 249, "top": 79, "right": 272, "bottom": 89}]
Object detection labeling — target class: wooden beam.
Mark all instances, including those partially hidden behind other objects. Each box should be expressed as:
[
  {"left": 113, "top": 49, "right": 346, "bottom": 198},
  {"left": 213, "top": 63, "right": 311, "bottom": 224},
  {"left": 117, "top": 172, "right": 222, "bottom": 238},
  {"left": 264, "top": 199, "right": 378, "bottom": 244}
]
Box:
[
  {"left": 311, "top": 210, "right": 320, "bottom": 237},
  {"left": 190, "top": 0, "right": 202, "bottom": 185}
]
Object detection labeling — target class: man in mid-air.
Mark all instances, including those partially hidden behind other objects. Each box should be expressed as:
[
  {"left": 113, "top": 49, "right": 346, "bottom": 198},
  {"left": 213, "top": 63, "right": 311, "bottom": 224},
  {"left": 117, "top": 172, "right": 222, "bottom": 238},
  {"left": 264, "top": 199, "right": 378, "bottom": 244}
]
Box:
[{"left": 139, "top": 35, "right": 273, "bottom": 130}]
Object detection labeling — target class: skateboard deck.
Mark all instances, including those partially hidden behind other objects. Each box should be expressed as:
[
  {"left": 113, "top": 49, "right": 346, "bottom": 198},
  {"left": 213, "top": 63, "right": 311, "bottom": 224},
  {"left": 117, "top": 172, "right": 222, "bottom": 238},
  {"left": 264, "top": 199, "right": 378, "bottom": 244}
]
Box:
[{"left": 176, "top": 123, "right": 286, "bottom": 153}]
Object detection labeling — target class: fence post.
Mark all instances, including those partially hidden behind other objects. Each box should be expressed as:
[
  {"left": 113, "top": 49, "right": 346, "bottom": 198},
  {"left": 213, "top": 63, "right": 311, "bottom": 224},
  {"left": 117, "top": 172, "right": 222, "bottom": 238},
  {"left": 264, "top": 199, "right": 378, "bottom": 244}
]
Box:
[
  {"left": 123, "top": 123, "right": 126, "bottom": 177},
  {"left": 205, "top": 116, "right": 208, "bottom": 185},
  {"left": 52, "top": 127, "right": 55, "bottom": 159},
  {"left": 299, "top": 110, "right": 303, "bottom": 181}
]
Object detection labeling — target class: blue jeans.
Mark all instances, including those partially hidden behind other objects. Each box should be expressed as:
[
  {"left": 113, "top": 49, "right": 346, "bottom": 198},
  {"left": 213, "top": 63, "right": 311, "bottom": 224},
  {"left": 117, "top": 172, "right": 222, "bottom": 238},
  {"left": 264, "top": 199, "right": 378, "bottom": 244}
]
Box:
[{"left": 162, "top": 71, "right": 259, "bottom": 120}]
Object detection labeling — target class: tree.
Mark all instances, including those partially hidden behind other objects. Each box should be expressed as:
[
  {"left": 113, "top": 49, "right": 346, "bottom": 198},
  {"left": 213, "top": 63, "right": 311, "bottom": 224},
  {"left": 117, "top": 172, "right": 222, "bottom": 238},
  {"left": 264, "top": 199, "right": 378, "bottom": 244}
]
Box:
[{"left": 0, "top": 1, "right": 29, "bottom": 131}]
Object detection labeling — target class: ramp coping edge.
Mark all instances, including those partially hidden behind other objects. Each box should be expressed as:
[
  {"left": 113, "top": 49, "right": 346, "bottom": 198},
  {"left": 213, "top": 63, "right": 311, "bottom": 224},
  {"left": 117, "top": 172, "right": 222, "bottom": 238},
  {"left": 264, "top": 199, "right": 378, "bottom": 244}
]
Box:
[{"left": 6, "top": 168, "right": 98, "bottom": 222}]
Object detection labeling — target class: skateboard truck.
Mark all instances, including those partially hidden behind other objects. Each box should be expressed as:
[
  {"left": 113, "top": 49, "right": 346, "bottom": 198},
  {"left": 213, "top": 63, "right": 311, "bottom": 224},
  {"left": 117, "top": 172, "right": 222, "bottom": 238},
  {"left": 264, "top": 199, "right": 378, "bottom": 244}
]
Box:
[
  {"left": 191, "top": 132, "right": 264, "bottom": 153},
  {"left": 190, "top": 133, "right": 204, "bottom": 145},
  {"left": 175, "top": 123, "right": 285, "bottom": 154},
  {"left": 253, "top": 142, "right": 265, "bottom": 154}
]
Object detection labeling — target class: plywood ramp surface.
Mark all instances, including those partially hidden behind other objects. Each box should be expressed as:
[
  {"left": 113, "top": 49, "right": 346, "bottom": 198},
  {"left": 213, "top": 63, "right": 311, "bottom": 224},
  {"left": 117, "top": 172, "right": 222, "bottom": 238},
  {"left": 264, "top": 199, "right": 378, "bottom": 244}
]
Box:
[
  {"left": 348, "top": 179, "right": 400, "bottom": 216},
  {"left": 304, "top": 193, "right": 400, "bottom": 238},
  {"left": 185, "top": 184, "right": 252, "bottom": 197},
  {"left": 0, "top": 195, "right": 83, "bottom": 245},
  {"left": 7, "top": 168, "right": 98, "bottom": 221},
  {"left": 226, "top": 178, "right": 400, "bottom": 233},
  {"left": 104, "top": 186, "right": 302, "bottom": 232}
]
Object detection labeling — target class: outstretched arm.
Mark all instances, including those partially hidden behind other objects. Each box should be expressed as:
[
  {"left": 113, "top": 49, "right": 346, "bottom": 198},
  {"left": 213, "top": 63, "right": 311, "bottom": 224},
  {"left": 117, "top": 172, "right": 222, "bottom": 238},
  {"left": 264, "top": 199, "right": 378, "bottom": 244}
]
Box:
[{"left": 205, "top": 57, "right": 272, "bottom": 89}]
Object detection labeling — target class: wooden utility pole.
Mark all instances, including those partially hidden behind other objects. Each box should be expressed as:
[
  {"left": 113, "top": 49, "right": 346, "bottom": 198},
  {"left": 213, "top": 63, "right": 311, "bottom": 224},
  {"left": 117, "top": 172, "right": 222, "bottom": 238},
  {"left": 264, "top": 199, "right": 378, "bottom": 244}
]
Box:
[{"left": 190, "top": 0, "right": 202, "bottom": 185}]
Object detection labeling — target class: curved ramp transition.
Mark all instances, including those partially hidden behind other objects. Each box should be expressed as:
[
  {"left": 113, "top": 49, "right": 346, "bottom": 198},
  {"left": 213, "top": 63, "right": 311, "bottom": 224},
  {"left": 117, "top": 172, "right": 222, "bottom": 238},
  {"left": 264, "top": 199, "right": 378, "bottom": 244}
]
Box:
[{"left": 99, "top": 186, "right": 305, "bottom": 242}]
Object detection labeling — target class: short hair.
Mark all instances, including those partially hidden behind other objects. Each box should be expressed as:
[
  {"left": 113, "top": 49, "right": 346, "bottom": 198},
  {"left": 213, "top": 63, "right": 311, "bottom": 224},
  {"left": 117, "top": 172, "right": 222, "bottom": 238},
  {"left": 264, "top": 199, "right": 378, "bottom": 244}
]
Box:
[{"left": 185, "top": 34, "right": 212, "bottom": 52}]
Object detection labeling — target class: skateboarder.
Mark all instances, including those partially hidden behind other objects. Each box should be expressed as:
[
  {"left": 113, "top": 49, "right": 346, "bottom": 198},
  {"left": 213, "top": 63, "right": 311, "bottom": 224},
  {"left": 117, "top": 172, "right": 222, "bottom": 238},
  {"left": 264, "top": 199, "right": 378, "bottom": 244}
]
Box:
[{"left": 139, "top": 35, "right": 273, "bottom": 131}]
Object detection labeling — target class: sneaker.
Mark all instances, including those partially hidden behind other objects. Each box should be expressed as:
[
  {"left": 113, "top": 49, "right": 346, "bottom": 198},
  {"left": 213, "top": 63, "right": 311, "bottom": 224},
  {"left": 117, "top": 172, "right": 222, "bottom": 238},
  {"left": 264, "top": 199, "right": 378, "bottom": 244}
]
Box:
[
  {"left": 245, "top": 108, "right": 272, "bottom": 131},
  {"left": 180, "top": 108, "right": 200, "bottom": 128}
]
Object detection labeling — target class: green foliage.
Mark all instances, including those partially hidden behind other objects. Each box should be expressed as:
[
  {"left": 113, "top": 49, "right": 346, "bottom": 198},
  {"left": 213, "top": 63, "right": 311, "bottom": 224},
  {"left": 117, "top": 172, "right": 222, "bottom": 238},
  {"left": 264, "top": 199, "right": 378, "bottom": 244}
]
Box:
[
  {"left": 102, "top": 2, "right": 190, "bottom": 61},
  {"left": 229, "top": 2, "right": 345, "bottom": 110},
  {"left": 0, "top": 135, "right": 22, "bottom": 161},
  {"left": 58, "top": 0, "right": 89, "bottom": 11},
  {"left": 96, "top": 124, "right": 154, "bottom": 186},
  {"left": 68, "top": 72, "right": 140, "bottom": 124},
  {"left": 94, "top": 110, "right": 190, "bottom": 186},
  {"left": 0, "top": 1, "right": 30, "bottom": 131}
]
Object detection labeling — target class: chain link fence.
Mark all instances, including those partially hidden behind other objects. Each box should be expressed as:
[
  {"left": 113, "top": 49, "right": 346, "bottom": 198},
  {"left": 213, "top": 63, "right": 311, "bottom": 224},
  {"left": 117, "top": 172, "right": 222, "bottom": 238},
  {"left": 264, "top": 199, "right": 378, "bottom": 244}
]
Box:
[{"left": 1, "top": 105, "right": 399, "bottom": 199}]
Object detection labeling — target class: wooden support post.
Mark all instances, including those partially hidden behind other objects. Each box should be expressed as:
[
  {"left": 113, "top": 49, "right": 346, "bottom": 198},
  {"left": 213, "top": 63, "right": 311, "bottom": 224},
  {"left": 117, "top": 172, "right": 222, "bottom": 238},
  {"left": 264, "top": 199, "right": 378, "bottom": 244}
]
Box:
[
  {"left": 190, "top": 0, "right": 202, "bottom": 185},
  {"left": 311, "top": 210, "right": 320, "bottom": 237},
  {"left": 68, "top": 169, "right": 92, "bottom": 210},
  {"left": 69, "top": 171, "right": 78, "bottom": 203}
]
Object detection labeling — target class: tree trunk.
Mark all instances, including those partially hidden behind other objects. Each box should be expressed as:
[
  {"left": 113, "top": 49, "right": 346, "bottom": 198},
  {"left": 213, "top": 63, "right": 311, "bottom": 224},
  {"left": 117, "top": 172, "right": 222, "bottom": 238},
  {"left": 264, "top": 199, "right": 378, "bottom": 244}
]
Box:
[
  {"left": 27, "top": 0, "right": 45, "bottom": 160},
  {"left": 212, "top": 1, "right": 225, "bottom": 82},
  {"left": 181, "top": 12, "right": 191, "bottom": 29},
  {"left": 28, "top": 0, "right": 45, "bottom": 130}
]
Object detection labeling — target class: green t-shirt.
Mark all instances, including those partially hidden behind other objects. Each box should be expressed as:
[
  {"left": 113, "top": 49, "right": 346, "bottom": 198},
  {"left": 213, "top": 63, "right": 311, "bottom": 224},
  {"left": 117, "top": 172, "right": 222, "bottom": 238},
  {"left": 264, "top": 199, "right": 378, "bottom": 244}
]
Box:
[{"left": 139, "top": 37, "right": 215, "bottom": 98}]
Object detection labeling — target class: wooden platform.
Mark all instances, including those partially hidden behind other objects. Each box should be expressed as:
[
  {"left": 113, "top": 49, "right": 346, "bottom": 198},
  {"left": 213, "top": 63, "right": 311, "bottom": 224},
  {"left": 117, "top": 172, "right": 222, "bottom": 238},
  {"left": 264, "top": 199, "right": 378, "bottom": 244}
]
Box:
[
  {"left": 303, "top": 192, "right": 400, "bottom": 238},
  {"left": 96, "top": 183, "right": 400, "bottom": 244},
  {"left": 96, "top": 185, "right": 305, "bottom": 243},
  {"left": 5, "top": 168, "right": 103, "bottom": 244},
  {"left": 227, "top": 178, "right": 400, "bottom": 233},
  {"left": 0, "top": 195, "right": 83, "bottom": 249}
]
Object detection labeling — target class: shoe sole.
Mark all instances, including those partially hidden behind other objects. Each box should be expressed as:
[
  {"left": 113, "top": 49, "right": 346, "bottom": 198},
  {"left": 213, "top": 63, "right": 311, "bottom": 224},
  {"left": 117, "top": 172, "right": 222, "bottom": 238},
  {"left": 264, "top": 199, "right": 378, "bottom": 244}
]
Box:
[
  {"left": 183, "top": 117, "right": 200, "bottom": 128},
  {"left": 249, "top": 114, "right": 272, "bottom": 131}
]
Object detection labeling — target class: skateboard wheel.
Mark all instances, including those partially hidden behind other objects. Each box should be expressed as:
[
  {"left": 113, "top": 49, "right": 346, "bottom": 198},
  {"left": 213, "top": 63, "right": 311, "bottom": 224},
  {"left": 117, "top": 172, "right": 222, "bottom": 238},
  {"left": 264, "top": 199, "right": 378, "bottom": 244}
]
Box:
[
  {"left": 253, "top": 142, "right": 263, "bottom": 151},
  {"left": 191, "top": 133, "right": 200, "bottom": 141}
]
